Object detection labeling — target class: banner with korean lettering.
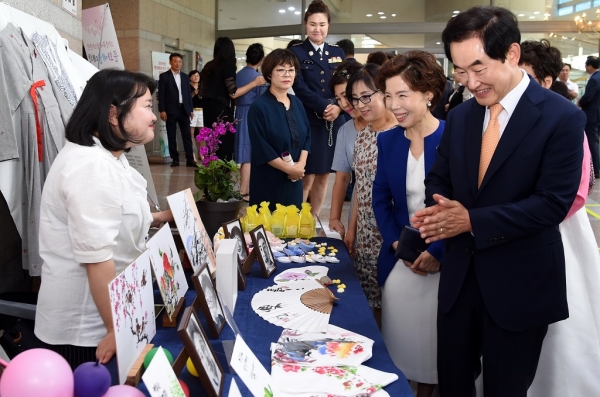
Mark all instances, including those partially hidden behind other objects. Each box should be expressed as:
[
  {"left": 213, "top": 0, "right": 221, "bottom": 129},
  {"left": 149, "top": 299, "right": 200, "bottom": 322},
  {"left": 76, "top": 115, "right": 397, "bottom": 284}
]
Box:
[{"left": 82, "top": 3, "right": 124, "bottom": 69}]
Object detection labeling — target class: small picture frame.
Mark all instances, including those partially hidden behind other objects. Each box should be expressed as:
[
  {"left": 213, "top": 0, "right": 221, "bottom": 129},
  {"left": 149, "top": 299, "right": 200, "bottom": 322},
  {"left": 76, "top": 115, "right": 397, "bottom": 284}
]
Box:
[
  {"left": 177, "top": 307, "right": 224, "bottom": 397},
  {"left": 250, "top": 225, "right": 277, "bottom": 278},
  {"left": 222, "top": 219, "right": 247, "bottom": 290},
  {"left": 192, "top": 263, "right": 226, "bottom": 338}
]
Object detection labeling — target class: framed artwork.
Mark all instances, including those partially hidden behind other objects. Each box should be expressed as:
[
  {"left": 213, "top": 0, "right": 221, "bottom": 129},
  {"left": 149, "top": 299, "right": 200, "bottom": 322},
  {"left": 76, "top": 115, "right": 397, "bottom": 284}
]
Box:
[
  {"left": 250, "top": 225, "right": 277, "bottom": 278},
  {"left": 167, "top": 189, "right": 216, "bottom": 275},
  {"left": 177, "top": 307, "right": 224, "bottom": 397},
  {"left": 108, "top": 249, "right": 156, "bottom": 384},
  {"left": 222, "top": 218, "right": 247, "bottom": 290},
  {"left": 146, "top": 224, "right": 189, "bottom": 320},
  {"left": 192, "top": 263, "right": 226, "bottom": 338}
]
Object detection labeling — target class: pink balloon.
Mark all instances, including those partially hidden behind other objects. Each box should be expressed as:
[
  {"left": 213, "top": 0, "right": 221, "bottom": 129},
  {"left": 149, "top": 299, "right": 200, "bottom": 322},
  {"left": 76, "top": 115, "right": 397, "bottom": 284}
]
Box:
[
  {"left": 101, "top": 385, "right": 145, "bottom": 397},
  {"left": 0, "top": 348, "right": 74, "bottom": 397}
]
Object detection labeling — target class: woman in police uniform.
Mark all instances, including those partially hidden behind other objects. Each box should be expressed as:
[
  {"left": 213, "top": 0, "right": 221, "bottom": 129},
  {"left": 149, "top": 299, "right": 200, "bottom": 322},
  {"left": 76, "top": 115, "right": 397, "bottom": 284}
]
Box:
[{"left": 290, "top": 0, "right": 345, "bottom": 218}]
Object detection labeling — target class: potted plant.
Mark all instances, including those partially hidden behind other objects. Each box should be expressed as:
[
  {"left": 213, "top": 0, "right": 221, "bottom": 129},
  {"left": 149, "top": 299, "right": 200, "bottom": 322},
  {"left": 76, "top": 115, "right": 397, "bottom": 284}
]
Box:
[{"left": 194, "top": 117, "right": 244, "bottom": 238}]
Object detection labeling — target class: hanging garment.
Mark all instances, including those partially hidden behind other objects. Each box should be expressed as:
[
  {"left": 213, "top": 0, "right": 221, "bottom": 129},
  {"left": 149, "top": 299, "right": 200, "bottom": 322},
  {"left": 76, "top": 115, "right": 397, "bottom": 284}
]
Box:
[{"left": 0, "top": 24, "right": 66, "bottom": 276}]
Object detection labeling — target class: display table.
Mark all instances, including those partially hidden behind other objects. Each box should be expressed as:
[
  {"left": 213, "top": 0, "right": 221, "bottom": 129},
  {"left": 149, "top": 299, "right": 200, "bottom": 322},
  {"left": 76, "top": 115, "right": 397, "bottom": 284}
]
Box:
[{"left": 105, "top": 237, "right": 412, "bottom": 396}]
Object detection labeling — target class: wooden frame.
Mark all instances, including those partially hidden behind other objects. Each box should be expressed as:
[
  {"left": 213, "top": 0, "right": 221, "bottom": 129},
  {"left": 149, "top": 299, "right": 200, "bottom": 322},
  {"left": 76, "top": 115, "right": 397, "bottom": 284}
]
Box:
[
  {"left": 192, "top": 263, "right": 226, "bottom": 338},
  {"left": 222, "top": 218, "right": 248, "bottom": 290},
  {"left": 177, "top": 307, "right": 224, "bottom": 397},
  {"left": 249, "top": 225, "right": 277, "bottom": 278}
]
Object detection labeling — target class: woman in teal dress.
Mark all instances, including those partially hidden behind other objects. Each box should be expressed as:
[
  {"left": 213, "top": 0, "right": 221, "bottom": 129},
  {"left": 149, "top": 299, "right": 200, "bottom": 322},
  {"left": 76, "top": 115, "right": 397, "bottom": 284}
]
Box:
[{"left": 248, "top": 49, "right": 311, "bottom": 211}]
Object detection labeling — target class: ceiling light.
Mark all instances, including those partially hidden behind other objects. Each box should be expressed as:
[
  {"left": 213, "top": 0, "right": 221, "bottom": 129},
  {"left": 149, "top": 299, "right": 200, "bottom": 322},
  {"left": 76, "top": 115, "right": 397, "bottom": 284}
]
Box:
[
  {"left": 391, "top": 14, "right": 396, "bottom": 17},
  {"left": 518, "top": 13, "right": 525, "bottom": 17},
  {"left": 294, "top": 11, "right": 300, "bottom": 15},
  {"left": 436, "top": 42, "right": 441, "bottom": 45},
  {"left": 288, "top": 6, "right": 295, "bottom": 10},
  {"left": 366, "top": 13, "right": 372, "bottom": 17},
  {"left": 380, "top": 16, "right": 386, "bottom": 19},
  {"left": 279, "top": 9, "right": 285, "bottom": 13},
  {"left": 378, "top": 12, "right": 384, "bottom": 15},
  {"left": 533, "top": 11, "right": 540, "bottom": 15},
  {"left": 529, "top": 16, "right": 535, "bottom": 19},
  {"left": 453, "top": 10, "right": 459, "bottom": 14}
]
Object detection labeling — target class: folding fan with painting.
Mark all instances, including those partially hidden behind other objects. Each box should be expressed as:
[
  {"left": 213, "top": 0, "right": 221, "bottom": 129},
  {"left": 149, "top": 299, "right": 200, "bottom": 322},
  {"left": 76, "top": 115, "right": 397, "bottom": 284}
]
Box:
[{"left": 251, "top": 280, "right": 338, "bottom": 332}]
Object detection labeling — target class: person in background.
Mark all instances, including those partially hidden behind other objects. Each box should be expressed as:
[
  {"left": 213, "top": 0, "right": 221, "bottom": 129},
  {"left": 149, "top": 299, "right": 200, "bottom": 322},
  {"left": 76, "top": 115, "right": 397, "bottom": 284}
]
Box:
[
  {"left": 158, "top": 53, "right": 195, "bottom": 167},
  {"left": 234, "top": 43, "right": 267, "bottom": 202},
  {"left": 189, "top": 69, "right": 203, "bottom": 162},
  {"left": 35, "top": 69, "right": 173, "bottom": 369},
  {"left": 517, "top": 38, "right": 600, "bottom": 397},
  {"left": 289, "top": 0, "right": 346, "bottom": 218},
  {"left": 373, "top": 50, "right": 446, "bottom": 397},
  {"left": 248, "top": 49, "right": 311, "bottom": 211},
  {"left": 200, "top": 37, "right": 266, "bottom": 161},
  {"left": 578, "top": 55, "right": 600, "bottom": 178},
  {"left": 345, "top": 63, "right": 397, "bottom": 325},
  {"left": 287, "top": 39, "right": 303, "bottom": 49},
  {"left": 366, "top": 51, "right": 392, "bottom": 66},
  {"left": 413, "top": 6, "right": 584, "bottom": 395},
  {"left": 336, "top": 39, "right": 356, "bottom": 62},
  {"left": 445, "top": 71, "right": 473, "bottom": 114},
  {"left": 558, "top": 63, "right": 579, "bottom": 100},
  {"left": 432, "top": 76, "right": 454, "bottom": 120},
  {"left": 328, "top": 60, "right": 365, "bottom": 238}
]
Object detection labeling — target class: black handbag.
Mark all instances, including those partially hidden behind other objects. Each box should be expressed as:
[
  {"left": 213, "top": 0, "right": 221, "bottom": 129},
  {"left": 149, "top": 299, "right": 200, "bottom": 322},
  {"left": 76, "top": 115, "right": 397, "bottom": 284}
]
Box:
[{"left": 395, "top": 226, "right": 430, "bottom": 263}]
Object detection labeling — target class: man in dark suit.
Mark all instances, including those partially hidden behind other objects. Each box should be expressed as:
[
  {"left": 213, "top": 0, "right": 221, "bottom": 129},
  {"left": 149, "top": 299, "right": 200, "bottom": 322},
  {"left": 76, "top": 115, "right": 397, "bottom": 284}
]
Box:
[
  {"left": 578, "top": 56, "right": 600, "bottom": 178},
  {"left": 158, "top": 53, "right": 195, "bottom": 167},
  {"left": 412, "top": 6, "right": 585, "bottom": 396}
]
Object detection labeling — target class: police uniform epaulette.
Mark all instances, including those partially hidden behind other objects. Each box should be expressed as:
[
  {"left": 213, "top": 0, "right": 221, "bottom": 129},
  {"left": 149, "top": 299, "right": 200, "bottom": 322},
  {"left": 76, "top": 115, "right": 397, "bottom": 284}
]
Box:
[
  {"left": 328, "top": 43, "right": 339, "bottom": 47},
  {"left": 292, "top": 42, "right": 303, "bottom": 46}
]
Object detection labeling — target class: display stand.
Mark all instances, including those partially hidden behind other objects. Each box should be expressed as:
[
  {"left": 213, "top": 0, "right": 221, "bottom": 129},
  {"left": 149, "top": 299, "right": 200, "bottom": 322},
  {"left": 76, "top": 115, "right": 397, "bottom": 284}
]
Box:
[
  {"left": 172, "top": 347, "right": 189, "bottom": 376},
  {"left": 242, "top": 250, "right": 256, "bottom": 274},
  {"left": 162, "top": 297, "right": 185, "bottom": 327},
  {"left": 125, "top": 343, "right": 154, "bottom": 386}
]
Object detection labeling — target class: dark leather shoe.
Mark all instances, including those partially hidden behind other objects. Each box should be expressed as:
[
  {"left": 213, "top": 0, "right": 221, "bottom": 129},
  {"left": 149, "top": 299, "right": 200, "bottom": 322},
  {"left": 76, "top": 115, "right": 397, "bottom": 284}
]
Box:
[
  {"left": 170, "top": 161, "right": 179, "bottom": 167},
  {"left": 186, "top": 161, "right": 198, "bottom": 168}
]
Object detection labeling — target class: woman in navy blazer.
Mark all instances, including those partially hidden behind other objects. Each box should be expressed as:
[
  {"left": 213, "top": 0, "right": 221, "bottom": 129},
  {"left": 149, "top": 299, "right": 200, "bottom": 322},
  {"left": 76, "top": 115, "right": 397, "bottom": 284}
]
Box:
[{"left": 372, "top": 51, "right": 447, "bottom": 397}]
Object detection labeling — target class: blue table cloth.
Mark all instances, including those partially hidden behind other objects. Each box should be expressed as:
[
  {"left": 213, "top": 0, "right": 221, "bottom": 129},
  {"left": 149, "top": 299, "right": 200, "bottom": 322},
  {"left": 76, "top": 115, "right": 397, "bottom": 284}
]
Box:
[{"left": 105, "top": 237, "right": 412, "bottom": 396}]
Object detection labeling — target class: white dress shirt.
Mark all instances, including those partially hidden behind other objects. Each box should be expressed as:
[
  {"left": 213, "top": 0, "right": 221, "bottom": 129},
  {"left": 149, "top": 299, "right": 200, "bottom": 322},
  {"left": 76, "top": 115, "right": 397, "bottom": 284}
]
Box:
[{"left": 172, "top": 69, "right": 183, "bottom": 103}]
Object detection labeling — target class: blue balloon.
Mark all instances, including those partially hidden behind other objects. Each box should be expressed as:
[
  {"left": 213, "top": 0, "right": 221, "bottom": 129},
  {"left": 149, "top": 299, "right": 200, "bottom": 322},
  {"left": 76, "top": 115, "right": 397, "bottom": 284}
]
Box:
[{"left": 73, "top": 362, "right": 111, "bottom": 397}]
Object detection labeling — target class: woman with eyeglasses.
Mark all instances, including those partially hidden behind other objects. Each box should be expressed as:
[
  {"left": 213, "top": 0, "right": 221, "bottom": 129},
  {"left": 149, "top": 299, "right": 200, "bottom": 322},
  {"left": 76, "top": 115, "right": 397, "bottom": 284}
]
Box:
[
  {"left": 371, "top": 51, "right": 447, "bottom": 397},
  {"left": 289, "top": 0, "right": 346, "bottom": 218},
  {"left": 344, "top": 63, "right": 397, "bottom": 325},
  {"left": 328, "top": 60, "right": 365, "bottom": 238},
  {"left": 247, "top": 49, "right": 311, "bottom": 211}
]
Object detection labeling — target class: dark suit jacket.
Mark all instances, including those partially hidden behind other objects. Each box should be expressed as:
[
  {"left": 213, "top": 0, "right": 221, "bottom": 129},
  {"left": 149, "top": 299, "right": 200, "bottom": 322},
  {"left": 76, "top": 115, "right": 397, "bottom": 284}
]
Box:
[
  {"left": 290, "top": 39, "right": 346, "bottom": 128},
  {"left": 579, "top": 70, "right": 600, "bottom": 124},
  {"left": 158, "top": 70, "right": 193, "bottom": 115},
  {"left": 372, "top": 124, "right": 445, "bottom": 286},
  {"left": 425, "top": 76, "right": 585, "bottom": 332}
]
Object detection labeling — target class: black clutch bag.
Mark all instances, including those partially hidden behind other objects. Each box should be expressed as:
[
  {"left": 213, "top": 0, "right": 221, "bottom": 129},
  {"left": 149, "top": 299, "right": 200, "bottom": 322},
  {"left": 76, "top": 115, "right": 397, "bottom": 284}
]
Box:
[{"left": 395, "top": 226, "right": 430, "bottom": 263}]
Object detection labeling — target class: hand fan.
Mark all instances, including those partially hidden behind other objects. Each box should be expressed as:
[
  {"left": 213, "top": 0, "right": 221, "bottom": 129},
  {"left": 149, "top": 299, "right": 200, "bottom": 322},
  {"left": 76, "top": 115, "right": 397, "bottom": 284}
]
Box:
[{"left": 251, "top": 280, "right": 338, "bottom": 332}]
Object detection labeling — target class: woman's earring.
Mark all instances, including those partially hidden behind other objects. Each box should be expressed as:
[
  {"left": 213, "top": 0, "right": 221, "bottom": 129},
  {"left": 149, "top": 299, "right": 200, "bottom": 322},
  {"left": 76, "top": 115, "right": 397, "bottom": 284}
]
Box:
[{"left": 427, "top": 100, "right": 432, "bottom": 107}]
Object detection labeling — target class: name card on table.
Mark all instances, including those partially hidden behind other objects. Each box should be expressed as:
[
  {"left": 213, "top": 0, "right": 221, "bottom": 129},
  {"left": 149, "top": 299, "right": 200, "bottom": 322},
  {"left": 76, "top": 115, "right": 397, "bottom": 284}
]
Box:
[
  {"left": 216, "top": 239, "right": 238, "bottom": 313},
  {"left": 230, "top": 335, "right": 274, "bottom": 397}
]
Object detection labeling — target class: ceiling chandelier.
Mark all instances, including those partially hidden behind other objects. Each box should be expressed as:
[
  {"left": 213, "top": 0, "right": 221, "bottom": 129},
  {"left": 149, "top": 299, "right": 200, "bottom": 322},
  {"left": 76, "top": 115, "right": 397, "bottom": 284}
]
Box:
[{"left": 574, "top": 9, "right": 600, "bottom": 38}]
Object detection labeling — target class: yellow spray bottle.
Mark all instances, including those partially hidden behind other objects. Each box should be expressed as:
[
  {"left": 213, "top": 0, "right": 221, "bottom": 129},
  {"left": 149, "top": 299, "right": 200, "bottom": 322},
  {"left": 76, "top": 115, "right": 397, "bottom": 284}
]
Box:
[
  {"left": 270, "top": 204, "right": 286, "bottom": 238},
  {"left": 298, "top": 202, "right": 315, "bottom": 239},
  {"left": 258, "top": 202, "right": 273, "bottom": 232},
  {"left": 284, "top": 205, "right": 300, "bottom": 238}
]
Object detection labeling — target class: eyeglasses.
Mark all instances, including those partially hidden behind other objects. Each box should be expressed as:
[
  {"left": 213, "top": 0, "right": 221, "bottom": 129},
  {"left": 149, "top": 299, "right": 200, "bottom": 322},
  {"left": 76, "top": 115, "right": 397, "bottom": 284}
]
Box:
[
  {"left": 333, "top": 70, "right": 351, "bottom": 79},
  {"left": 351, "top": 90, "right": 381, "bottom": 106},
  {"left": 275, "top": 68, "right": 296, "bottom": 77}
]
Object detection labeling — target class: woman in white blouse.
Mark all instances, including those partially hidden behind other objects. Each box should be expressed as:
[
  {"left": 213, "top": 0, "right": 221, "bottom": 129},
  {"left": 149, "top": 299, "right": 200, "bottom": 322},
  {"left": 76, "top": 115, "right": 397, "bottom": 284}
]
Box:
[{"left": 35, "top": 69, "right": 172, "bottom": 368}]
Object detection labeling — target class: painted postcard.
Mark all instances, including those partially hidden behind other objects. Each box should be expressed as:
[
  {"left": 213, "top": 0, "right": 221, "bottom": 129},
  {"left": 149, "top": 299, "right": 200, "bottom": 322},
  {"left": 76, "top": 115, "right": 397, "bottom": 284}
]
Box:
[
  {"left": 230, "top": 334, "right": 274, "bottom": 397},
  {"left": 142, "top": 346, "right": 186, "bottom": 397},
  {"left": 146, "top": 223, "right": 189, "bottom": 320},
  {"left": 167, "top": 189, "right": 216, "bottom": 275},
  {"left": 108, "top": 249, "right": 156, "bottom": 384}
]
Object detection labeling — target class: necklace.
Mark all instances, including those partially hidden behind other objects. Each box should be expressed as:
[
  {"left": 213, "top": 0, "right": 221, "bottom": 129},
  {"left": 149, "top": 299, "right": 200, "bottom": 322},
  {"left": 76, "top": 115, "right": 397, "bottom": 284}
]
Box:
[{"left": 314, "top": 111, "right": 334, "bottom": 147}]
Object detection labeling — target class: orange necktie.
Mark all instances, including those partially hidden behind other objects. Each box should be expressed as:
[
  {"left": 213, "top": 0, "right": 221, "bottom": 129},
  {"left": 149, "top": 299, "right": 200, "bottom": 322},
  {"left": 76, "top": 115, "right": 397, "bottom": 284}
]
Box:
[{"left": 478, "top": 103, "right": 504, "bottom": 188}]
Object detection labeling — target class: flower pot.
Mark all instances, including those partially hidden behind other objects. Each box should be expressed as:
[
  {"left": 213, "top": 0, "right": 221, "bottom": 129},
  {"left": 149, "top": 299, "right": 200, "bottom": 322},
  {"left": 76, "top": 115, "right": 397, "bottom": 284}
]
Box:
[{"left": 196, "top": 199, "right": 244, "bottom": 240}]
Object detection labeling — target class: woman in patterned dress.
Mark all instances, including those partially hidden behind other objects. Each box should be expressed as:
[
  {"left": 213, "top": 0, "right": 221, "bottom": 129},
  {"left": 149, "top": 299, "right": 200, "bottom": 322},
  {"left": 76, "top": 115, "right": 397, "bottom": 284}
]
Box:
[{"left": 344, "top": 63, "right": 397, "bottom": 324}]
